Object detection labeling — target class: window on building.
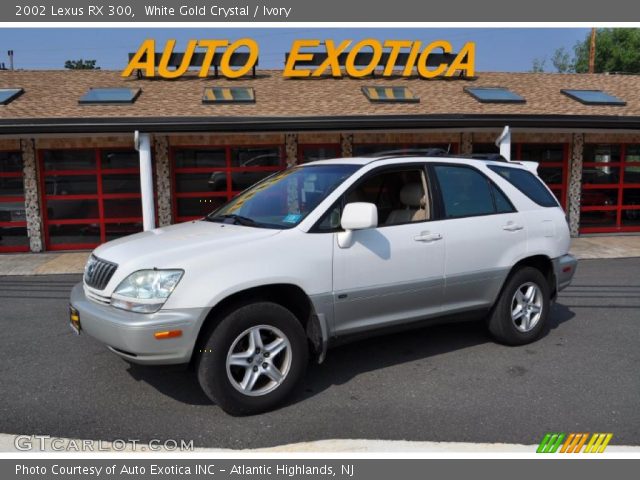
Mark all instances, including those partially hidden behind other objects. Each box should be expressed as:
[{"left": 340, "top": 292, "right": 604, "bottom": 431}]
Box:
[
  {"left": 298, "top": 145, "right": 341, "bottom": 163},
  {"left": 561, "top": 89, "right": 626, "bottom": 106},
  {"left": 361, "top": 86, "right": 419, "bottom": 103},
  {"left": 202, "top": 87, "right": 255, "bottom": 103},
  {"left": 0, "top": 151, "right": 28, "bottom": 252},
  {"left": 464, "top": 87, "right": 525, "bottom": 104},
  {"left": 79, "top": 88, "right": 141, "bottom": 104},
  {"left": 580, "top": 144, "right": 640, "bottom": 233},
  {"left": 40, "top": 149, "right": 144, "bottom": 250},
  {"left": 172, "top": 146, "right": 284, "bottom": 222},
  {"left": 0, "top": 88, "right": 24, "bottom": 105},
  {"left": 489, "top": 165, "right": 559, "bottom": 208}
]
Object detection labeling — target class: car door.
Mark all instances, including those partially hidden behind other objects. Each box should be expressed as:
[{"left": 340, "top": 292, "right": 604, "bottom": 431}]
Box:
[
  {"left": 331, "top": 165, "right": 446, "bottom": 336},
  {"left": 430, "top": 163, "right": 527, "bottom": 313}
]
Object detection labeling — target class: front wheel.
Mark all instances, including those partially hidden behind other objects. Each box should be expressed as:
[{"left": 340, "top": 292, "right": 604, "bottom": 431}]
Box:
[
  {"left": 197, "top": 302, "right": 308, "bottom": 415},
  {"left": 487, "top": 267, "right": 551, "bottom": 346}
]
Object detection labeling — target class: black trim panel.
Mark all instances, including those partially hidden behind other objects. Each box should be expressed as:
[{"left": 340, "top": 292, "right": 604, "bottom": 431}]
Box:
[{"left": 1, "top": 114, "right": 640, "bottom": 135}]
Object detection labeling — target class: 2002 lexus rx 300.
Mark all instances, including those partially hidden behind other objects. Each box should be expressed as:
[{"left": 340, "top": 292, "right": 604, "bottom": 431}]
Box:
[{"left": 70, "top": 154, "right": 577, "bottom": 415}]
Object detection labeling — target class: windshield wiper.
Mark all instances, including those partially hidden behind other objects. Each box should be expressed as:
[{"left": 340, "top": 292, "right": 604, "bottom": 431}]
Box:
[{"left": 205, "top": 214, "right": 259, "bottom": 227}]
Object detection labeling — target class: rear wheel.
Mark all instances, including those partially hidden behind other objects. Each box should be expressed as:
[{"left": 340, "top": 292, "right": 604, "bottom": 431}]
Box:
[
  {"left": 197, "top": 302, "right": 308, "bottom": 415},
  {"left": 488, "top": 267, "right": 550, "bottom": 346}
]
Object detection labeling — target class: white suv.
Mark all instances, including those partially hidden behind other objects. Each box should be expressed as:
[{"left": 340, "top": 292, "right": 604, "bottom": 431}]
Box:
[{"left": 70, "top": 154, "right": 577, "bottom": 415}]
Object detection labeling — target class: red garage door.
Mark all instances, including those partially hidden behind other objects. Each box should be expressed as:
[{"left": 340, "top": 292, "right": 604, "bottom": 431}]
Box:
[
  {"left": 0, "top": 151, "right": 29, "bottom": 252},
  {"left": 171, "top": 145, "right": 285, "bottom": 222},
  {"left": 40, "top": 149, "right": 144, "bottom": 250},
  {"left": 580, "top": 144, "right": 640, "bottom": 233}
]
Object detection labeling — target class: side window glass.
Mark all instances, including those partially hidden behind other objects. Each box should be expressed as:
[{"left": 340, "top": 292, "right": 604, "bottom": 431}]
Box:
[
  {"left": 434, "top": 165, "right": 495, "bottom": 218},
  {"left": 313, "top": 167, "right": 431, "bottom": 231},
  {"left": 349, "top": 168, "right": 430, "bottom": 226},
  {"left": 316, "top": 203, "right": 342, "bottom": 231},
  {"left": 488, "top": 165, "right": 559, "bottom": 207},
  {"left": 492, "top": 184, "right": 516, "bottom": 213}
]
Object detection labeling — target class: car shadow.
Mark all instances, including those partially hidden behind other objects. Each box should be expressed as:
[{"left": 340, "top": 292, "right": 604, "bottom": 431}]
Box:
[
  {"left": 123, "top": 302, "right": 575, "bottom": 409},
  {"left": 125, "top": 363, "right": 214, "bottom": 406},
  {"left": 290, "top": 302, "right": 575, "bottom": 406}
]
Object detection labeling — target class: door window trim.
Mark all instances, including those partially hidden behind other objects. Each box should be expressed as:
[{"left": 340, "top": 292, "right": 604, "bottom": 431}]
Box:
[
  {"left": 427, "top": 162, "right": 517, "bottom": 221},
  {"left": 310, "top": 162, "right": 436, "bottom": 233}
]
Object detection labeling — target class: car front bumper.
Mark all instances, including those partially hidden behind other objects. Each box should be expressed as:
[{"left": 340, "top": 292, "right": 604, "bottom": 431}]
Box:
[
  {"left": 553, "top": 254, "right": 578, "bottom": 293},
  {"left": 70, "top": 283, "right": 208, "bottom": 365}
]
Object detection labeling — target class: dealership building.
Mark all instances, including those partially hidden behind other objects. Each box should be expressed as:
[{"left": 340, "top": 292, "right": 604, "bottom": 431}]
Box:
[{"left": 1, "top": 67, "right": 640, "bottom": 253}]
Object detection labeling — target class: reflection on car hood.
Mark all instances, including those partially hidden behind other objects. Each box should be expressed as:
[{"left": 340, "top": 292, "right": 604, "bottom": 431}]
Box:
[{"left": 92, "top": 220, "right": 281, "bottom": 268}]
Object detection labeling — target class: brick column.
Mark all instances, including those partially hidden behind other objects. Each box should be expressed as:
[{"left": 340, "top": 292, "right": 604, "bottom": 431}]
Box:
[
  {"left": 341, "top": 133, "right": 353, "bottom": 157},
  {"left": 285, "top": 133, "right": 298, "bottom": 167},
  {"left": 20, "top": 139, "right": 43, "bottom": 252},
  {"left": 460, "top": 132, "right": 473, "bottom": 154},
  {"left": 567, "top": 133, "right": 584, "bottom": 237},
  {"left": 152, "top": 135, "right": 173, "bottom": 227}
]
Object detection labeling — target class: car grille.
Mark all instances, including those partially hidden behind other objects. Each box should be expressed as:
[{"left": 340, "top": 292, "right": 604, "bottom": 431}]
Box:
[
  {"left": 84, "top": 255, "right": 118, "bottom": 290},
  {"left": 85, "top": 288, "right": 111, "bottom": 306}
]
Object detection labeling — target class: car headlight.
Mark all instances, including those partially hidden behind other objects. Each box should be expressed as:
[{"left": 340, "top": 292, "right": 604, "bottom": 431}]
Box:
[{"left": 111, "top": 269, "right": 183, "bottom": 313}]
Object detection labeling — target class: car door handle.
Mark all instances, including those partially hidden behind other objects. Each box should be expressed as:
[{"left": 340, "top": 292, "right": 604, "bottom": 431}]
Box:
[
  {"left": 414, "top": 232, "right": 442, "bottom": 242},
  {"left": 502, "top": 222, "right": 524, "bottom": 232}
]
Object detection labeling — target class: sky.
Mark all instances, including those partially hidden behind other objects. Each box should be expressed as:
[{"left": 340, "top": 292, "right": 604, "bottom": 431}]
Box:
[{"left": 0, "top": 28, "right": 590, "bottom": 72}]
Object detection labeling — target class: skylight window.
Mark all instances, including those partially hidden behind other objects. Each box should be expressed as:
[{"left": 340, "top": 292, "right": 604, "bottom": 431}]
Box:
[
  {"left": 79, "top": 88, "right": 141, "bottom": 104},
  {"left": 361, "top": 86, "right": 419, "bottom": 103},
  {"left": 464, "top": 86, "right": 525, "bottom": 104},
  {"left": 0, "top": 88, "right": 24, "bottom": 105},
  {"left": 203, "top": 87, "right": 255, "bottom": 103},
  {"left": 561, "top": 89, "right": 626, "bottom": 106}
]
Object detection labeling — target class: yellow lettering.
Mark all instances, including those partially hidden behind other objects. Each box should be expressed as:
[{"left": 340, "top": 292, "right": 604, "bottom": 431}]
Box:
[
  {"left": 283, "top": 39, "right": 320, "bottom": 78},
  {"left": 402, "top": 41, "right": 422, "bottom": 76},
  {"left": 345, "top": 39, "right": 382, "bottom": 78},
  {"left": 219, "top": 38, "right": 259, "bottom": 78},
  {"left": 418, "top": 40, "right": 452, "bottom": 78},
  {"left": 197, "top": 39, "right": 229, "bottom": 77},
  {"left": 311, "top": 40, "right": 351, "bottom": 77},
  {"left": 382, "top": 40, "right": 413, "bottom": 76},
  {"left": 157, "top": 39, "right": 197, "bottom": 79},
  {"left": 121, "top": 39, "right": 156, "bottom": 77},
  {"left": 446, "top": 41, "right": 476, "bottom": 77}
]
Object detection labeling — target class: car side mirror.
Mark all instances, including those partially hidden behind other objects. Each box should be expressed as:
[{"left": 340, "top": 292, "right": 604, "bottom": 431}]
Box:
[{"left": 337, "top": 202, "right": 378, "bottom": 249}]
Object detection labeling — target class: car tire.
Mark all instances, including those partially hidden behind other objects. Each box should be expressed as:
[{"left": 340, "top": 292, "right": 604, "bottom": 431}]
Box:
[
  {"left": 487, "top": 267, "right": 550, "bottom": 346},
  {"left": 197, "top": 302, "right": 308, "bottom": 416}
]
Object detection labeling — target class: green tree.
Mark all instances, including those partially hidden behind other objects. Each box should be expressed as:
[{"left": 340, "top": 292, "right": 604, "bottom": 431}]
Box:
[
  {"left": 64, "top": 59, "right": 100, "bottom": 70},
  {"left": 531, "top": 57, "right": 546, "bottom": 73},
  {"left": 551, "top": 47, "right": 574, "bottom": 73},
  {"left": 573, "top": 28, "right": 640, "bottom": 73}
]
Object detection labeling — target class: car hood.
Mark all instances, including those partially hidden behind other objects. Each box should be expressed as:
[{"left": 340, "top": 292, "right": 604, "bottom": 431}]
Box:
[{"left": 92, "top": 220, "right": 282, "bottom": 268}]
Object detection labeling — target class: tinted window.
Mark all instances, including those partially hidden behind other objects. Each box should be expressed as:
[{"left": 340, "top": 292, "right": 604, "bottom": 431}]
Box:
[
  {"left": 434, "top": 165, "right": 495, "bottom": 218},
  {"left": 492, "top": 184, "right": 516, "bottom": 213},
  {"left": 489, "top": 165, "right": 559, "bottom": 207},
  {"left": 0, "top": 152, "right": 23, "bottom": 173},
  {"left": 208, "top": 165, "right": 358, "bottom": 229}
]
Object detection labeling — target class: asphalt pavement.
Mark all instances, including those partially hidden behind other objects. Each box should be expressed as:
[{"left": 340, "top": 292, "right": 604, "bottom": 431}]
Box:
[{"left": 0, "top": 258, "right": 639, "bottom": 448}]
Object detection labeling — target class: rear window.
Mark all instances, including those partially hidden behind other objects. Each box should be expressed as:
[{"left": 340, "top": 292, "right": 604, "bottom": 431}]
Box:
[{"left": 489, "top": 165, "right": 559, "bottom": 207}]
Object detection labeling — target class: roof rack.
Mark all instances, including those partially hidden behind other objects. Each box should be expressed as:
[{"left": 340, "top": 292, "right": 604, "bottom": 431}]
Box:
[
  {"left": 363, "top": 148, "right": 450, "bottom": 158},
  {"left": 367, "top": 149, "right": 511, "bottom": 163},
  {"left": 465, "top": 153, "right": 510, "bottom": 162}
]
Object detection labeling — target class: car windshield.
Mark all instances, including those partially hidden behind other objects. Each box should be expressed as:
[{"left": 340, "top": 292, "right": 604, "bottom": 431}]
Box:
[{"left": 205, "top": 164, "right": 359, "bottom": 229}]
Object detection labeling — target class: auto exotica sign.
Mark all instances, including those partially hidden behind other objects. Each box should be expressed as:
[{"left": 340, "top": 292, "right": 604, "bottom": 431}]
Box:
[{"left": 122, "top": 39, "right": 475, "bottom": 79}]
